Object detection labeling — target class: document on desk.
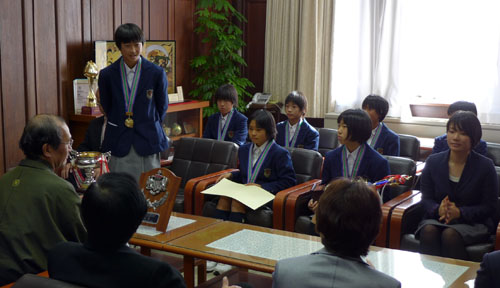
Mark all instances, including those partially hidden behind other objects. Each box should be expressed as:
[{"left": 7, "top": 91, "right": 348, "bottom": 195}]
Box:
[{"left": 201, "top": 178, "right": 275, "bottom": 210}]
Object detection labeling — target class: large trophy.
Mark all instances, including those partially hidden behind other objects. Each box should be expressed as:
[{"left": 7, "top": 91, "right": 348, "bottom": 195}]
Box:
[
  {"left": 69, "top": 151, "right": 111, "bottom": 191},
  {"left": 81, "top": 61, "right": 101, "bottom": 115}
]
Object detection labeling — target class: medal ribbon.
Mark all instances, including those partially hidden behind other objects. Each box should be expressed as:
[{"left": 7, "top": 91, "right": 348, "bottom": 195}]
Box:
[
  {"left": 341, "top": 144, "right": 366, "bottom": 178},
  {"left": 120, "top": 57, "right": 142, "bottom": 114},
  {"left": 369, "top": 123, "right": 383, "bottom": 147},
  {"left": 247, "top": 141, "right": 273, "bottom": 183},
  {"left": 217, "top": 109, "right": 234, "bottom": 140},
  {"left": 285, "top": 119, "right": 303, "bottom": 148}
]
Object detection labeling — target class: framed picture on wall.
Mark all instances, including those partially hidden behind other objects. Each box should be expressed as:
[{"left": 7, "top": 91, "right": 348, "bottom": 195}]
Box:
[{"left": 95, "top": 40, "right": 176, "bottom": 93}]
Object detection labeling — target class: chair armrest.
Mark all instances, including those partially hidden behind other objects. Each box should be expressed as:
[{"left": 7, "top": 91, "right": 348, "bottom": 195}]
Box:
[
  {"left": 191, "top": 169, "right": 240, "bottom": 215},
  {"left": 184, "top": 169, "right": 238, "bottom": 214},
  {"left": 495, "top": 221, "right": 500, "bottom": 251},
  {"left": 278, "top": 180, "right": 322, "bottom": 232},
  {"left": 388, "top": 192, "right": 423, "bottom": 249},
  {"left": 375, "top": 190, "right": 419, "bottom": 247},
  {"left": 272, "top": 179, "right": 322, "bottom": 230}
]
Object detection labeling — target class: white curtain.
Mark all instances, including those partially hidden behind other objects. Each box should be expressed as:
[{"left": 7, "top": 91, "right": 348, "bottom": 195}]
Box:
[
  {"left": 331, "top": 0, "right": 500, "bottom": 124},
  {"left": 264, "top": 0, "right": 335, "bottom": 118}
]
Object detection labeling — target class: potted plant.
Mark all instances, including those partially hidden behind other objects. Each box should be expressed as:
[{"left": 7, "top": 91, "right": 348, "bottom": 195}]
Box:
[{"left": 190, "top": 0, "right": 254, "bottom": 116}]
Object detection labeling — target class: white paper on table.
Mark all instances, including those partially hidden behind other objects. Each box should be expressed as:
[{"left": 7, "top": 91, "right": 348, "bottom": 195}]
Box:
[{"left": 201, "top": 178, "right": 275, "bottom": 210}]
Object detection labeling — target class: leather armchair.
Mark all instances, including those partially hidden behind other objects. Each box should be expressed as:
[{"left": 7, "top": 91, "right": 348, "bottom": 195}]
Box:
[
  {"left": 194, "top": 148, "right": 323, "bottom": 229},
  {"left": 11, "top": 274, "right": 85, "bottom": 288},
  {"left": 486, "top": 142, "right": 500, "bottom": 166},
  {"left": 398, "top": 134, "right": 420, "bottom": 161},
  {"left": 164, "top": 137, "right": 238, "bottom": 213},
  {"left": 381, "top": 155, "right": 416, "bottom": 202},
  {"left": 317, "top": 128, "right": 338, "bottom": 157}
]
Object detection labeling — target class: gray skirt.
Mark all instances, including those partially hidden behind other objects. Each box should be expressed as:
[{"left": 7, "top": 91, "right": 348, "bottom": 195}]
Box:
[{"left": 415, "top": 219, "right": 490, "bottom": 245}]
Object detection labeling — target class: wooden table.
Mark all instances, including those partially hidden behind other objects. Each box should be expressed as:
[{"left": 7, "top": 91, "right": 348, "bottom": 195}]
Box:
[{"left": 165, "top": 221, "right": 480, "bottom": 288}]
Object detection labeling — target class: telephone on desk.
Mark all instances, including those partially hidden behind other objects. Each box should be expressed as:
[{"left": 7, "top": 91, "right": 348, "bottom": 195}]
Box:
[{"left": 246, "top": 92, "right": 272, "bottom": 108}]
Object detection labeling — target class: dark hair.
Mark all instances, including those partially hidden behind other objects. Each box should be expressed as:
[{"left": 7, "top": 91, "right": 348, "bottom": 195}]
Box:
[
  {"left": 249, "top": 109, "right": 277, "bottom": 140},
  {"left": 337, "top": 109, "right": 372, "bottom": 144},
  {"left": 19, "top": 114, "right": 65, "bottom": 160},
  {"left": 316, "top": 178, "right": 381, "bottom": 257},
  {"left": 447, "top": 101, "right": 477, "bottom": 116},
  {"left": 361, "top": 95, "right": 389, "bottom": 122},
  {"left": 114, "top": 23, "right": 144, "bottom": 49},
  {"left": 215, "top": 84, "right": 238, "bottom": 104},
  {"left": 446, "top": 111, "right": 482, "bottom": 149},
  {"left": 285, "top": 91, "right": 307, "bottom": 113},
  {"left": 82, "top": 172, "right": 147, "bottom": 251}
]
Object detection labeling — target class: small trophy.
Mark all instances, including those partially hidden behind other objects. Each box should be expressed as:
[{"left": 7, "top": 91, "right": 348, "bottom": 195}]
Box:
[
  {"left": 69, "top": 151, "right": 111, "bottom": 191},
  {"left": 81, "top": 61, "right": 101, "bottom": 115}
]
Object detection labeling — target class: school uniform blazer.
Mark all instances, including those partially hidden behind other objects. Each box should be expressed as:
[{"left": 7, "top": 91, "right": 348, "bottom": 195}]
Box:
[
  {"left": 272, "top": 248, "right": 401, "bottom": 288},
  {"left": 98, "top": 56, "right": 168, "bottom": 157},
  {"left": 77, "top": 115, "right": 105, "bottom": 152},
  {"left": 231, "top": 141, "right": 296, "bottom": 194},
  {"left": 48, "top": 242, "right": 186, "bottom": 288},
  {"left": 322, "top": 142, "right": 390, "bottom": 185},
  {"left": 420, "top": 150, "right": 498, "bottom": 232},
  {"left": 372, "top": 122, "right": 400, "bottom": 156},
  {"left": 475, "top": 250, "right": 500, "bottom": 288},
  {"left": 202, "top": 109, "right": 248, "bottom": 145},
  {"left": 276, "top": 119, "right": 319, "bottom": 151},
  {"left": 432, "top": 134, "right": 488, "bottom": 156}
]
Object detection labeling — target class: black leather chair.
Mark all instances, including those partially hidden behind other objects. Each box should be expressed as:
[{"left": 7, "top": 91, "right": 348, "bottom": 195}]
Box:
[
  {"left": 317, "top": 128, "right": 338, "bottom": 157},
  {"left": 385, "top": 166, "right": 500, "bottom": 261},
  {"left": 198, "top": 148, "right": 323, "bottom": 229},
  {"left": 381, "top": 156, "right": 416, "bottom": 202},
  {"left": 166, "top": 137, "right": 238, "bottom": 213},
  {"left": 398, "top": 134, "right": 420, "bottom": 161},
  {"left": 12, "top": 274, "right": 85, "bottom": 288},
  {"left": 486, "top": 142, "right": 500, "bottom": 166}
]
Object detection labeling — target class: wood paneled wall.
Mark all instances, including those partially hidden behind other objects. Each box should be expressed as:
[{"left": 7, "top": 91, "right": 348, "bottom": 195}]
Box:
[
  {"left": 0, "top": 0, "right": 266, "bottom": 174},
  {"left": 0, "top": 0, "right": 197, "bottom": 173}
]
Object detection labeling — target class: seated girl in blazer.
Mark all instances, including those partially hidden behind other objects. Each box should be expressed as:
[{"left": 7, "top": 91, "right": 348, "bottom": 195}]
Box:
[
  {"left": 308, "top": 109, "right": 390, "bottom": 212},
  {"left": 417, "top": 111, "right": 498, "bottom": 260},
  {"left": 276, "top": 91, "right": 319, "bottom": 150},
  {"left": 215, "top": 109, "right": 296, "bottom": 223},
  {"left": 203, "top": 84, "right": 248, "bottom": 146}
]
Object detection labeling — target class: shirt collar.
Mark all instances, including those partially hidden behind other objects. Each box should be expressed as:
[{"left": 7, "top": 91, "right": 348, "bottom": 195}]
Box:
[
  {"left": 371, "top": 123, "right": 380, "bottom": 136},
  {"left": 253, "top": 140, "right": 269, "bottom": 154},
  {"left": 346, "top": 144, "right": 361, "bottom": 158}
]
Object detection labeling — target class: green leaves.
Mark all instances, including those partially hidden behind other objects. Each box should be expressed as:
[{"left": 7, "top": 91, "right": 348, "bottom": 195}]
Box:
[{"left": 190, "top": 0, "right": 254, "bottom": 117}]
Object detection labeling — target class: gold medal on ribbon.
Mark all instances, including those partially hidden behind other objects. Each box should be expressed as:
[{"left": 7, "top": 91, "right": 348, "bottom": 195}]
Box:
[{"left": 125, "top": 112, "right": 134, "bottom": 128}]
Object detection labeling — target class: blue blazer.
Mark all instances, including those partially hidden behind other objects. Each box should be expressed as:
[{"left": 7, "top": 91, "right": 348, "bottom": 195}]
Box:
[
  {"left": 322, "top": 143, "right": 390, "bottom": 185},
  {"left": 370, "top": 123, "right": 400, "bottom": 156},
  {"left": 203, "top": 109, "right": 248, "bottom": 146},
  {"left": 420, "top": 151, "right": 498, "bottom": 232},
  {"left": 98, "top": 56, "right": 168, "bottom": 157},
  {"left": 276, "top": 119, "right": 319, "bottom": 151},
  {"left": 432, "top": 134, "right": 488, "bottom": 156},
  {"left": 475, "top": 250, "right": 500, "bottom": 288},
  {"left": 231, "top": 141, "right": 296, "bottom": 194}
]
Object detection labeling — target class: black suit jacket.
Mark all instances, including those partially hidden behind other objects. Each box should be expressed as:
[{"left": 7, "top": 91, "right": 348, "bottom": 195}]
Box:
[
  {"left": 77, "top": 116, "right": 105, "bottom": 152},
  {"left": 48, "top": 242, "right": 186, "bottom": 288},
  {"left": 475, "top": 250, "right": 500, "bottom": 288}
]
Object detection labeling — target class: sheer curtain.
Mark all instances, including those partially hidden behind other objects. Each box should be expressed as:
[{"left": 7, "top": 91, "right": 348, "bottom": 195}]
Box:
[
  {"left": 264, "top": 0, "right": 335, "bottom": 118},
  {"left": 331, "top": 0, "right": 500, "bottom": 124}
]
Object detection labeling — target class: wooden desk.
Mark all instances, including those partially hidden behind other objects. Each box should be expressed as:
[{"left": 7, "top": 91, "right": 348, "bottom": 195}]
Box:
[{"left": 166, "top": 221, "right": 479, "bottom": 288}]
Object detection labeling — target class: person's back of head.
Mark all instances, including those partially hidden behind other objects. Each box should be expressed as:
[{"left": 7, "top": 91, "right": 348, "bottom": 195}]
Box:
[
  {"left": 19, "top": 114, "right": 66, "bottom": 160},
  {"left": 361, "top": 95, "right": 389, "bottom": 122},
  {"left": 315, "top": 178, "right": 381, "bottom": 258},
  {"left": 447, "top": 101, "right": 477, "bottom": 116},
  {"left": 82, "top": 172, "right": 147, "bottom": 251}
]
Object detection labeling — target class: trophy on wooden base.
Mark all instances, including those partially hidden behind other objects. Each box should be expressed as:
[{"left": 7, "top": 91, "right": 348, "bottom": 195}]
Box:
[{"left": 81, "top": 60, "right": 101, "bottom": 115}]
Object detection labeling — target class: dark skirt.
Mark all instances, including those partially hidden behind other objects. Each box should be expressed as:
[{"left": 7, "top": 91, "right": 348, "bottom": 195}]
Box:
[{"left": 415, "top": 219, "right": 490, "bottom": 245}]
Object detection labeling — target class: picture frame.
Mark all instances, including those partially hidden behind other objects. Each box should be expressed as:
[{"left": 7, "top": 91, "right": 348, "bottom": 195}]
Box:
[{"left": 95, "top": 40, "right": 176, "bottom": 93}]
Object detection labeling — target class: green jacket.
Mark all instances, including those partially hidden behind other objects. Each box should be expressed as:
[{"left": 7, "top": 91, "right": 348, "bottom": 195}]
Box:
[{"left": 0, "top": 158, "right": 87, "bottom": 285}]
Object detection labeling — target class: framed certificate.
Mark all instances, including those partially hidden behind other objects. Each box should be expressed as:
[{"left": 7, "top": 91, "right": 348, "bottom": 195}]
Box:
[
  {"left": 73, "top": 79, "right": 90, "bottom": 114},
  {"left": 95, "top": 40, "right": 176, "bottom": 93}
]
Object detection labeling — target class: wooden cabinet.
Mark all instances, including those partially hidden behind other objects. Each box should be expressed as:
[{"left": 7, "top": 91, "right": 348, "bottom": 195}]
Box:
[{"left": 69, "top": 100, "right": 209, "bottom": 149}]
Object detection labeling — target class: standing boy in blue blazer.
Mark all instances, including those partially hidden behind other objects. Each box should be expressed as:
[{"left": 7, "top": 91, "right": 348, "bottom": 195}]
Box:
[
  {"left": 276, "top": 91, "right": 319, "bottom": 150},
  {"left": 203, "top": 84, "right": 248, "bottom": 146},
  {"left": 98, "top": 23, "right": 168, "bottom": 182},
  {"left": 362, "top": 95, "right": 400, "bottom": 156}
]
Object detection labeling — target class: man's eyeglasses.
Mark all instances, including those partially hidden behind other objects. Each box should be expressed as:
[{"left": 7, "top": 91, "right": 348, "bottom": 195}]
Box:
[{"left": 61, "top": 139, "right": 74, "bottom": 148}]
